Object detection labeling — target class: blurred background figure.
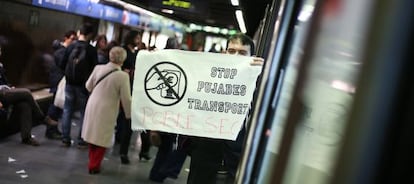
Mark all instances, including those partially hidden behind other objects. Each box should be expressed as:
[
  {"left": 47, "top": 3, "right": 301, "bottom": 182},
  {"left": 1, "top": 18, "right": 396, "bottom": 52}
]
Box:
[
  {"left": 117, "top": 30, "right": 145, "bottom": 164},
  {"left": 194, "top": 44, "right": 204, "bottom": 52},
  {"left": 95, "top": 35, "right": 108, "bottom": 64},
  {"left": 98, "top": 40, "right": 120, "bottom": 65},
  {"left": 149, "top": 37, "right": 188, "bottom": 183},
  {"left": 208, "top": 43, "right": 222, "bottom": 53},
  {"left": 45, "top": 30, "right": 76, "bottom": 140},
  {"left": 0, "top": 41, "right": 57, "bottom": 146}
]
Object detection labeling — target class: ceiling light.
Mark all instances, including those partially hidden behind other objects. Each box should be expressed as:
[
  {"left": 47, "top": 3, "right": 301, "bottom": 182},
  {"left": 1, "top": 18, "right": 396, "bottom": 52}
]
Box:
[
  {"left": 235, "top": 10, "right": 247, "bottom": 33},
  {"left": 161, "top": 9, "right": 174, "bottom": 14},
  {"left": 189, "top": 23, "right": 202, "bottom": 30},
  {"left": 231, "top": 0, "right": 239, "bottom": 6},
  {"left": 105, "top": 0, "right": 157, "bottom": 17},
  {"left": 203, "top": 26, "right": 213, "bottom": 32},
  {"left": 220, "top": 28, "right": 229, "bottom": 35},
  {"left": 212, "top": 27, "right": 220, "bottom": 33},
  {"left": 228, "top": 29, "right": 237, "bottom": 35}
]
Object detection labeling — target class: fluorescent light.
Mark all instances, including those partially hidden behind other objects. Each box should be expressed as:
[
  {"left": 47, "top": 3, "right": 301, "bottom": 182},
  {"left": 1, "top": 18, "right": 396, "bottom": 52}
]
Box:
[
  {"left": 161, "top": 9, "right": 174, "bottom": 14},
  {"left": 212, "top": 27, "right": 220, "bottom": 33},
  {"left": 189, "top": 23, "right": 202, "bottom": 30},
  {"left": 229, "top": 30, "right": 237, "bottom": 35},
  {"left": 105, "top": 0, "right": 157, "bottom": 17},
  {"left": 235, "top": 10, "right": 247, "bottom": 33},
  {"left": 220, "top": 28, "right": 229, "bottom": 35},
  {"left": 203, "top": 26, "right": 213, "bottom": 32},
  {"left": 231, "top": 0, "right": 239, "bottom": 6}
]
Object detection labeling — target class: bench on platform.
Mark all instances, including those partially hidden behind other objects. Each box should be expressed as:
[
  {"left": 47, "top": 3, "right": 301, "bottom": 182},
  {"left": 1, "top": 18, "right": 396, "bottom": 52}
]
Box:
[{"left": 0, "top": 86, "right": 53, "bottom": 138}]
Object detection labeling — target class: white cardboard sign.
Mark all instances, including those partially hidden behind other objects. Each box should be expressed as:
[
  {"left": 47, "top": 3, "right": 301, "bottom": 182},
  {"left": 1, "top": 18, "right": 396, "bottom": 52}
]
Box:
[{"left": 131, "top": 50, "right": 261, "bottom": 140}]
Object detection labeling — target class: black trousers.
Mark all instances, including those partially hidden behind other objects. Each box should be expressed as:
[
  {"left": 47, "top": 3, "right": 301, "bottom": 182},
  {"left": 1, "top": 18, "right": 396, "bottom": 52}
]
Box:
[
  {"left": 1, "top": 88, "right": 44, "bottom": 120},
  {"left": 224, "top": 126, "right": 246, "bottom": 177},
  {"left": 187, "top": 127, "right": 246, "bottom": 184},
  {"left": 150, "top": 133, "right": 187, "bottom": 182},
  {"left": 140, "top": 131, "right": 151, "bottom": 156},
  {"left": 118, "top": 108, "right": 132, "bottom": 156},
  {"left": 187, "top": 138, "right": 224, "bottom": 184},
  {"left": 1, "top": 88, "right": 44, "bottom": 140},
  {"left": 12, "top": 102, "right": 33, "bottom": 140}
]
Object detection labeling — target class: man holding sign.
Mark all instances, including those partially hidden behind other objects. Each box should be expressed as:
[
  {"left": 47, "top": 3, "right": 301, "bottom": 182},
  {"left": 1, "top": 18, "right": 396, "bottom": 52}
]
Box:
[
  {"left": 186, "top": 33, "right": 262, "bottom": 184},
  {"left": 131, "top": 33, "right": 262, "bottom": 183}
]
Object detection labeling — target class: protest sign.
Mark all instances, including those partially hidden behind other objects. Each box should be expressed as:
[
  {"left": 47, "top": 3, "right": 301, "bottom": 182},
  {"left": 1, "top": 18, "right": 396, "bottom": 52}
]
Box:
[{"left": 131, "top": 50, "right": 262, "bottom": 140}]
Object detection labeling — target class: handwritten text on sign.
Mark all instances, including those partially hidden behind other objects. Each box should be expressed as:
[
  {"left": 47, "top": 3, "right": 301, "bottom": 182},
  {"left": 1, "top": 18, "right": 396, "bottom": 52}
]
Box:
[{"left": 131, "top": 50, "right": 262, "bottom": 140}]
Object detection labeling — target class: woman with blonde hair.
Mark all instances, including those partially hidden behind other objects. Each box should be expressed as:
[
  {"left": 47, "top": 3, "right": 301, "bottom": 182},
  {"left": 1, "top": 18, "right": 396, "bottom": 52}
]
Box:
[{"left": 81, "top": 46, "right": 131, "bottom": 174}]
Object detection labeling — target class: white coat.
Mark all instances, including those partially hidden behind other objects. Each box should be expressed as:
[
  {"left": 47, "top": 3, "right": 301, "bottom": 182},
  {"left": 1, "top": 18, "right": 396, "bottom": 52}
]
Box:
[{"left": 82, "top": 62, "right": 131, "bottom": 148}]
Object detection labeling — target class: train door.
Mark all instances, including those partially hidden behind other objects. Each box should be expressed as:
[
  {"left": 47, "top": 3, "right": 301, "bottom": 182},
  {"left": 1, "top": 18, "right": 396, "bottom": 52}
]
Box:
[{"left": 238, "top": 0, "right": 414, "bottom": 183}]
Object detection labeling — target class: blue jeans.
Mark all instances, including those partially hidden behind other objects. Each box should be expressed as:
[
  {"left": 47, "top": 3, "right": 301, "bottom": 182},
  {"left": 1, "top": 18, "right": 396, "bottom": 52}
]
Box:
[
  {"left": 61, "top": 84, "right": 88, "bottom": 143},
  {"left": 47, "top": 98, "right": 62, "bottom": 121}
]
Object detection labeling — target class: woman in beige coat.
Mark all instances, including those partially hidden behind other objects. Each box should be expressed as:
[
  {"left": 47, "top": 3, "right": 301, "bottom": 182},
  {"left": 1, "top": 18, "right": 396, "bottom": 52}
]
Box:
[{"left": 81, "top": 46, "right": 131, "bottom": 174}]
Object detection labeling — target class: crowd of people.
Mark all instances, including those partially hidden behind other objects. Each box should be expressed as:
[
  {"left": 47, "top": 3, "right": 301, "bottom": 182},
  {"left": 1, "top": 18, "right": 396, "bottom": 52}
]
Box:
[{"left": 0, "top": 22, "right": 262, "bottom": 183}]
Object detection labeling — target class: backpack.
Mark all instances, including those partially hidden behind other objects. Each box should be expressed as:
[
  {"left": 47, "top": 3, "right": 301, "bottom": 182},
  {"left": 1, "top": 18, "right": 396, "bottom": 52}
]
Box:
[{"left": 64, "top": 42, "right": 90, "bottom": 85}]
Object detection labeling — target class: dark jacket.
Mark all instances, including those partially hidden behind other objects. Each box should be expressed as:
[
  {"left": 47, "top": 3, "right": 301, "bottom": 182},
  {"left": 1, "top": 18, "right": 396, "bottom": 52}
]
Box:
[
  {"left": 48, "top": 43, "right": 65, "bottom": 93},
  {"left": 121, "top": 45, "right": 137, "bottom": 71},
  {"left": 60, "top": 40, "right": 98, "bottom": 86},
  {"left": 0, "top": 64, "right": 8, "bottom": 86}
]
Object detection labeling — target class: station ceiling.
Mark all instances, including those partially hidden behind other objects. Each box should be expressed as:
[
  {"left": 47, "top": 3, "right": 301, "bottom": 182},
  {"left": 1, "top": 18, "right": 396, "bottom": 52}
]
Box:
[{"left": 123, "top": 0, "right": 271, "bottom": 36}]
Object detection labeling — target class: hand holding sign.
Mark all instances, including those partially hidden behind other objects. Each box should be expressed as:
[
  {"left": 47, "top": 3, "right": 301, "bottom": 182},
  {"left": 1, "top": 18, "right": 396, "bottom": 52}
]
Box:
[{"left": 250, "top": 57, "right": 265, "bottom": 66}]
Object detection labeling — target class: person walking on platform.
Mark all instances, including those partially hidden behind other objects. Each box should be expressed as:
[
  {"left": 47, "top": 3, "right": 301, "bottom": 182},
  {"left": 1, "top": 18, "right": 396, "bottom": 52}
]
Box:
[
  {"left": 81, "top": 46, "right": 131, "bottom": 174},
  {"left": 187, "top": 33, "right": 263, "bottom": 184},
  {"left": 45, "top": 30, "right": 76, "bottom": 139},
  {"left": 59, "top": 23, "right": 98, "bottom": 148}
]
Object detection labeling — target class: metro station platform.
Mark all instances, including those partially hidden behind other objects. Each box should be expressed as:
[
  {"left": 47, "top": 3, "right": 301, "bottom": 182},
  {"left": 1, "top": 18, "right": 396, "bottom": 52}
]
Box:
[{"left": 0, "top": 123, "right": 190, "bottom": 184}]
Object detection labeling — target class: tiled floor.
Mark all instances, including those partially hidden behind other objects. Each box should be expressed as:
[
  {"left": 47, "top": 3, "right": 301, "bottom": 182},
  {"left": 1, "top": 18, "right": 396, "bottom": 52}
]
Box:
[{"left": 0, "top": 122, "right": 190, "bottom": 184}]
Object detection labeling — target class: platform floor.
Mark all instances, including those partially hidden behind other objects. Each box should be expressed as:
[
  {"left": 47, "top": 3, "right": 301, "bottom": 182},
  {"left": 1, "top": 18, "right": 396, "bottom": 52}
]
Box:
[{"left": 0, "top": 122, "right": 190, "bottom": 184}]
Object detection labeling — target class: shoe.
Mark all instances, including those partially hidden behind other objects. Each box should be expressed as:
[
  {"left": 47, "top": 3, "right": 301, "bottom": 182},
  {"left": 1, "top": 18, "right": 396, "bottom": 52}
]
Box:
[
  {"left": 217, "top": 163, "right": 228, "bottom": 175},
  {"left": 217, "top": 169, "right": 228, "bottom": 175},
  {"left": 46, "top": 130, "right": 63, "bottom": 140},
  {"left": 120, "top": 155, "right": 130, "bottom": 164},
  {"left": 168, "top": 175, "right": 178, "bottom": 179},
  {"left": 44, "top": 116, "right": 58, "bottom": 126},
  {"left": 149, "top": 176, "right": 165, "bottom": 183},
  {"left": 139, "top": 153, "right": 151, "bottom": 161},
  {"left": 22, "top": 138, "right": 40, "bottom": 146},
  {"left": 46, "top": 132, "right": 62, "bottom": 139},
  {"left": 77, "top": 141, "right": 88, "bottom": 149},
  {"left": 55, "top": 129, "right": 62, "bottom": 136},
  {"left": 62, "top": 139, "right": 71, "bottom": 147},
  {"left": 50, "top": 126, "right": 63, "bottom": 136},
  {"left": 88, "top": 168, "right": 100, "bottom": 175}
]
